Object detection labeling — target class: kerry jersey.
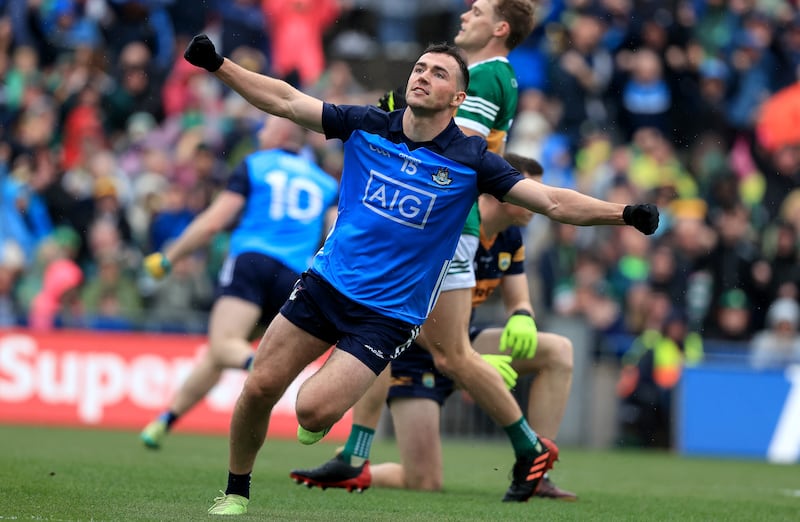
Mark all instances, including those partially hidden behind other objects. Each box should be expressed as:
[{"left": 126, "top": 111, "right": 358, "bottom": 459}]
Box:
[
  {"left": 226, "top": 149, "right": 339, "bottom": 274},
  {"left": 455, "top": 57, "right": 519, "bottom": 155},
  {"left": 472, "top": 225, "right": 525, "bottom": 308},
  {"left": 314, "top": 103, "right": 524, "bottom": 324}
]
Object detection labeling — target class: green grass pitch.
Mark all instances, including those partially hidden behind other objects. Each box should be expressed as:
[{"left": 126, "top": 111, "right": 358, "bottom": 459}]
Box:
[{"left": 0, "top": 424, "right": 798, "bottom": 521}]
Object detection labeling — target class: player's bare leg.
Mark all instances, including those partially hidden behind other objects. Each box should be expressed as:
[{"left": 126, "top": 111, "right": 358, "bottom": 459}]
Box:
[
  {"left": 141, "top": 297, "right": 260, "bottom": 448},
  {"left": 417, "top": 288, "right": 522, "bottom": 426},
  {"left": 418, "top": 289, "right": 557, "bottom": 501},
  {"left": 289, "top": 345, "right": 389, "bottom": 492},
  {"left": 512, "top": 333, "right": 573, "bottom": 439},
  {"left": 472, "top": 330, "right": 573, "bottom": 439},
  {"left": 172, "top": 298, "right": 261, "bottom": 412},
  {"left": 372, "top": 397, "right": 443, "bottom": 491},
  {"left": 229, "top": 314, "right": 332, "bottom": 474},
  {"left": 295, "top": 349, "right": 382, "bottom": 435},
  {"left": 473, "top": 328, "right": 577, "bottom": 500},
  {"left": 352, "top": 366, "right": 392, "bottom": 429}
]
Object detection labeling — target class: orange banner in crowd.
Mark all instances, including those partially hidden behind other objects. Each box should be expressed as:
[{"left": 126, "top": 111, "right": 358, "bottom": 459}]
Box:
[{"left": 0, "top": 329, "right": 351, "bottom": 440}]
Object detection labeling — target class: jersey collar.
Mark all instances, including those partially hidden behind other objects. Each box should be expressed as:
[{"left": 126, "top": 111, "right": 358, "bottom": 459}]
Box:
[{"left": 388, "top": 110, "right": 461, "bottom": 152}]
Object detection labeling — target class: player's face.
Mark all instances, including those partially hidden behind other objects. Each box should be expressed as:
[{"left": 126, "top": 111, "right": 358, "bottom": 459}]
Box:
[
  {"left": 455, "top": 0, "right": 502, "bottom": 51},
  {"left": 405, "top": 52, "right": 464, "bottom": 112}
]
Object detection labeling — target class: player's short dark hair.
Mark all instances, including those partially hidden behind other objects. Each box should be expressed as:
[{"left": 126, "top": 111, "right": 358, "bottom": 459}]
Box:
[
  {"left": 496, "top": 0, "right": 537, "bottom": 51},
  {"left": 504, "top": 152, "right": 544, "bottom": 178},
  {"left": 421, "top": 42, "right": 470, "bottom": 92}
]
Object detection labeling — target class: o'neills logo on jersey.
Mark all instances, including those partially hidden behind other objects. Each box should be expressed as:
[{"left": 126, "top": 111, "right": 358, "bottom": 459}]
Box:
[
  {"left": 432, "top": 167, "right": 453, "bottom": 186},
  {"left": 364, "top": 170, "right": 436, "bottom": 229}
]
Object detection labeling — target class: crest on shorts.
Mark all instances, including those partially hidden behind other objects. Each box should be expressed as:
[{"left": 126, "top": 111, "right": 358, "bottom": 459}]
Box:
[
  {"left": 432, "top": 167, "right": 453, "bottom": 186},
  {"left": 422, "top": 372, "right": 436, "bottom": 388},
  {"left": 498, "top": 252, "right": 511, "bottom": 271}
]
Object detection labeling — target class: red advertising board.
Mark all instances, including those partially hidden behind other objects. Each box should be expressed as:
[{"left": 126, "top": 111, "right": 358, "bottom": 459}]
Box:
[{"left": 0, "top": 329, "right": 351, "bottom": 440}]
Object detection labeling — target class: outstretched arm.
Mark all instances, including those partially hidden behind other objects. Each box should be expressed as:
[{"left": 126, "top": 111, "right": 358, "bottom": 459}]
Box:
[
  {"left": 503, "top": 178, "right": 659, "bottom": 234},
  {"left": 504, "top": 178, "right": 624, "bottom": 225},
  {"left": 163, "top": 191, "right": 245, "bottom": 265},
  {"left": 143, "top": 190, "right": 245, "bottom": 279},
  {"left": 184, "top": 34, "right": 324, "bottom": 133}
]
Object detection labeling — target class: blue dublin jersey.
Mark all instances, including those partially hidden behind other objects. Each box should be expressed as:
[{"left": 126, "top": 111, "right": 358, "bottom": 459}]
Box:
[
  {"left": 313, "top": 103, "right": 524, "bottom": 324},
  {"left": 226, "top": 149, "right": 339, "bottom": 274}
]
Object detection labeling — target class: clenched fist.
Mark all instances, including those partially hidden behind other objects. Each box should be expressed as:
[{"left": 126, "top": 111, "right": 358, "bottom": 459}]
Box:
[
  {"left": 623, "top": 204, "right": 659, "bottom": 235},
  {"left": 184, "top": 34, "right": 224, "bottom": 72}
]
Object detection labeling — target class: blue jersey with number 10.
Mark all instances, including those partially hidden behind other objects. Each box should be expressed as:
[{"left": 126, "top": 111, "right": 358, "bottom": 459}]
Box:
[
  {"left": 313, "top": 103, "right": 523, "bottom": 324},
  {"left": 227, "top": 149, "right": 339, "bottom": 274}
]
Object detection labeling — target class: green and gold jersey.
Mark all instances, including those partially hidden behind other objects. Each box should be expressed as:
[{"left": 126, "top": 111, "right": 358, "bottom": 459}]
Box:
[
  {"left": 456, "top": 56, "right": 519, "bottom": 237},
  {"left": 455, "top": 57, "right": 519, "bottom": 154}
]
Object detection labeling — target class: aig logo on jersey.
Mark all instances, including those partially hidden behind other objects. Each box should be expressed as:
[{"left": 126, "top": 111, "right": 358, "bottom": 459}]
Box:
[
  {"left": 364, "top": 170, "right": 436, "bottom": 229},
  {"left": 432, "top": 166, "right": 453, "bottom": 186}
]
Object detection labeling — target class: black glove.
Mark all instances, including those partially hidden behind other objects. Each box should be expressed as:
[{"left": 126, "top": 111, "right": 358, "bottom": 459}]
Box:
[
  {"left": 376, "top": 87, "right": 407, "bottom": 112},
  {"left": 623, "top": 204, "right": 659, "bottom": 235},
  {"left": 184, "top": 34, "right": 224, "bottom": 72}
]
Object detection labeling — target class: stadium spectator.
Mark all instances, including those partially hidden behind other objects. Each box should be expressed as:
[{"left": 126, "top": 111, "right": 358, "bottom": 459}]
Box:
[
  {"left": 102, "top": 41, "right": 166, "bottom": 138},
  {"left": 261, "top": 0, "right": 340, "bottom": 88},
  {"left": 699, "top": 203, "right": 759, "bottom": 334},
  {"left": 68, "top": 174, "right": 134, "bottom": 268},
  {"left": 617, "top": 308, "right": 703, "bottom": 448},
  {"left": 0, "top": 156, "right": 53, "bottom": 265},
  {"left": 141, "top": 247, "right": 214, "bottom": 333},
  {"left": 692, "top": 0, "right": 738, "bottom": 57},
  {"left": 607, "top": 221, "right": 652, "bottom": 303},
  {"left": 102, "top": 0, "right": 175, "bottom": 73},
  {"left": 689, "top": 58, "right": 733, "bottom": 145},
  {"left": 704, "top": 288, "right": 753, "bottom": 342},
  {"left": 167, "top": 0, "right": 213, "bottom": 40},
  {"left": 28, "top": 257, "right": 83, "bottom": 331},
  {"left": 750, "top": 297, "right": 800, "bottom": 369},
  {"left": 547, "top": 5, "right": 613, "bottom": 151},
  {"left": 627, "top": 127, "right": 698, "bottom": 200},
  {"left": 726, "top": 19, "right": 779, "bottom": 133},
  {"left": 218, "top": 0, "right": 269, "bottom": 59},
  {"left": 754, "top": 220, "right": 800, "bottom": 304},
  {"left": 618, "top": 47, "right": 672, "bottom": 140},
  {"left": 0, "top": 239, "right": 25, "bottom": 326},
  {"left": 13, "top": 226, "right": 79, "bottom": 318},
  {"left": 147, "top": 181, "right": 196, "bottom": 254},
  {"left": 79, "top": 251, "right": 142, "bottom": 330}
]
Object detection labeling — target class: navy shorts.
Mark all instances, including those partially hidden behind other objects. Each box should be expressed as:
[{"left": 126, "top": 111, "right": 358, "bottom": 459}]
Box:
[
  {"left": 280, "top": 270, "right": 420, "bottom": 375},
  {"left": 387, "top": 325, "right": 484, "bottom": 406},
  {"left": 387, "top": 342, "right": 454, "bottom": 406},
  {"left": 216, "top": 252, "right": 300, "bottom": 324}
]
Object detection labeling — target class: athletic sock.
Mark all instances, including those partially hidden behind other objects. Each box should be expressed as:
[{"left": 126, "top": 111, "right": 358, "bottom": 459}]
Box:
[
  {"left": 340, "top": 424, "right": 375, "bottom": 467},
  {"left": 159, "top": 411, "right": 179, "bottom": 430},
  {"left": 503, "top": 416, "right": 541, "bottom": 458},
  {"left": 225, "top": 471, "right": 251, "bottom": 499},
  {"left": 243, "top": 354, "right": 254, "bottom": 371}
]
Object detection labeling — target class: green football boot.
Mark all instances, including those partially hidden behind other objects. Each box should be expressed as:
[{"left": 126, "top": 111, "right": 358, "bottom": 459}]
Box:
[
  {"left": 140, "top": 419, "right": 168, "bottom": 449},
  {"left": 208, "top": 492, "right": 248, "bottom": 515}
]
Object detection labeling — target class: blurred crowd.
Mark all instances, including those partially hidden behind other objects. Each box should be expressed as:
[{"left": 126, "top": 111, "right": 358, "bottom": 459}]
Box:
[{"left": 2, "top": 0, "right": 800, "bottom": 371}]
